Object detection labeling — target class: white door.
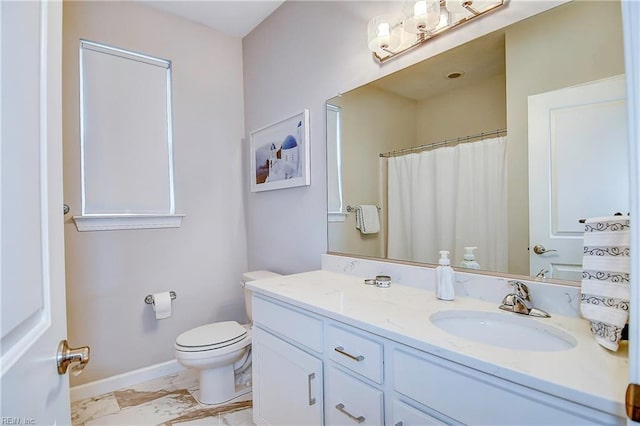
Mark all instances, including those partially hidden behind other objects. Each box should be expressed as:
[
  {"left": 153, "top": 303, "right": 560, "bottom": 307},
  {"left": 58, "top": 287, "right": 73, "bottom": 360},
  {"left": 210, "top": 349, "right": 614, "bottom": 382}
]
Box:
[
  {"left": 1, "top": 2, "right": 75, "bottom": 424},
  {"left": 528, "top": 75, "right": 629, "bottom": 281}
]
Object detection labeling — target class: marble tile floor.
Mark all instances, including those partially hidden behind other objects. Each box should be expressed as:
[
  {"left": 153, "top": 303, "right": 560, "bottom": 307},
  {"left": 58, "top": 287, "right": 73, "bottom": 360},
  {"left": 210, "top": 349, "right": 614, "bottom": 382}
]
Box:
[{"left": 71, "top": 368, "right": 254, "bottom": 426}]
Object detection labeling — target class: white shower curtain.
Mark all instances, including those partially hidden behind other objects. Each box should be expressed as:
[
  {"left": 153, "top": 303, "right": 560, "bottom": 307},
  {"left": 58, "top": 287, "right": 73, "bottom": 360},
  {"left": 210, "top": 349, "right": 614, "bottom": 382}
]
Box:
[{"left": 387, "top": 136, "right": 508, "bottom": 271}]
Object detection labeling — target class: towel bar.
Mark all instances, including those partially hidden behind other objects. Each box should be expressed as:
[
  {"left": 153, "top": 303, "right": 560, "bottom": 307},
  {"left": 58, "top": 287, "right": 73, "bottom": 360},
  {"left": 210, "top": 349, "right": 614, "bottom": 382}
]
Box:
[
  {"left": 578, "top": 212, "right": 625, "bottom": 223},
  {"left": 346, "top": 205, "right": 381, "bottom": 213}
]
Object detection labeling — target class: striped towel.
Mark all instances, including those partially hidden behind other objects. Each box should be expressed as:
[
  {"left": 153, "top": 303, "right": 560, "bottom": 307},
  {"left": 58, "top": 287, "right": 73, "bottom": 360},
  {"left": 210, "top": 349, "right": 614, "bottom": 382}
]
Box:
[{"left": 580, "top": 216, "right": 630, "bottom": 351}]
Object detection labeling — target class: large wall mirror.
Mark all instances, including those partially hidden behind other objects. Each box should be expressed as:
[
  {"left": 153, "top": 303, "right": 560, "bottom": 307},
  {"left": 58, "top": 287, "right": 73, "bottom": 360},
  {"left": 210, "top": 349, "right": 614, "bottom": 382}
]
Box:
[{"left": 326, "top": 1, "right": 628, "bottom": 285}]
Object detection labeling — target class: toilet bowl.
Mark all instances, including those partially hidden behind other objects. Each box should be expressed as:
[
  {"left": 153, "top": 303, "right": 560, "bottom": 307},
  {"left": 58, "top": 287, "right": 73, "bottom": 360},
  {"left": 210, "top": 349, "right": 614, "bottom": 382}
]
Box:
[{"left": 174, "top": 270, "right": 281, "bottom": 405}]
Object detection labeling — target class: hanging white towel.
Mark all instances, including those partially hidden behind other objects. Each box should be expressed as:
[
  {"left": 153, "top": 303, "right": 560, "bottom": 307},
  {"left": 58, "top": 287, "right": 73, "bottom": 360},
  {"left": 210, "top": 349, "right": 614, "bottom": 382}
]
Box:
[
  {"left": 355, "top": 205, "right": 380, "bottom": 234},
  {"left": 580, "top": 216, "right": 630, "bottom": 351}
]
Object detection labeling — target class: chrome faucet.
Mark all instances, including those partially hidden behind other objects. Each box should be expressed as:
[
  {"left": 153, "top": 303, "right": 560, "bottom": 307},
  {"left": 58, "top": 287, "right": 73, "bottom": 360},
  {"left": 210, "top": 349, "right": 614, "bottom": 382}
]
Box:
[{"left": 499, "top": 281, "right": 550, "bottom": 318}]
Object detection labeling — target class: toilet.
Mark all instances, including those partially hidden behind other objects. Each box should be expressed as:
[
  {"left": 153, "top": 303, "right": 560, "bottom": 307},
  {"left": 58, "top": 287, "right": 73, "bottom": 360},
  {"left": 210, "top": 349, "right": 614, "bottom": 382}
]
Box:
[{"left": 174, "top": 270, "right": 281, "bottom": 405}]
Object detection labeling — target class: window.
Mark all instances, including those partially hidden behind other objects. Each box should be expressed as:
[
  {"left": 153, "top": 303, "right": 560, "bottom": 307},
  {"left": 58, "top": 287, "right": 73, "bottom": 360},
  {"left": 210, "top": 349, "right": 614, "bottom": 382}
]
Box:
[
  {"left": 74, "top": 40, "right": 183, "bottom": 231},
  {"left": 326, "top": 104, "right": 345, "bottom": 222}
]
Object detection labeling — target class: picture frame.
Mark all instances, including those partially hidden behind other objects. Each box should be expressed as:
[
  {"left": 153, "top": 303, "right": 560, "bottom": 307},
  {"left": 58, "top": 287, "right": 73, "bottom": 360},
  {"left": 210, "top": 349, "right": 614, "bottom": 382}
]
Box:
[{"left": 250, "top": 109, "right": 310, "bottom": 192}]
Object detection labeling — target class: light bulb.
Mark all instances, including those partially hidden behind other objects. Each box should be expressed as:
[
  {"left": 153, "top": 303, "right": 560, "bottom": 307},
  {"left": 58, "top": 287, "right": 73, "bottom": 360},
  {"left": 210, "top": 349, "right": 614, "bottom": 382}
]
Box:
[
  {"left": 402, "top": 0, "right": 440, "bottom": 34},
  {"left": 414, "top": 1, "right": 427, "bottom": 17},
  {"left": 377, "top": 22, "right": 390, "bottom": 38},
  {"left": 367, "top": 15, "right": 401, "bottom": 54}
]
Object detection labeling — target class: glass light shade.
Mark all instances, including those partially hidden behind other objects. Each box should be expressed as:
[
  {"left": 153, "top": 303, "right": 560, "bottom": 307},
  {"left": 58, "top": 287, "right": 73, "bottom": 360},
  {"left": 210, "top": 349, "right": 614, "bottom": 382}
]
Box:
[
  {"left": 402, "top": 0, "right": 440, "bottom": 34},
  {"left": 434, "top": 7, "right": 450, "bottom": 31},
  {"left": 445, "top": 0, "right": 468, "bottom": 13},
  {"left": 367, "top": 15, "right": 401, "bottom": 54}
]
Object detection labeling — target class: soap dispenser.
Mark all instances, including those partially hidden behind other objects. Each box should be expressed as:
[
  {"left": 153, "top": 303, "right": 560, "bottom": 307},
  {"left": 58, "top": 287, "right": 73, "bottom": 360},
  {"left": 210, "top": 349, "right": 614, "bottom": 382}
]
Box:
[
  {"left": 436, "top": 250, "right": 455, "bottom": 301},
  {"left": 460, "top": 246, "right": 480, "bottom": 270}
]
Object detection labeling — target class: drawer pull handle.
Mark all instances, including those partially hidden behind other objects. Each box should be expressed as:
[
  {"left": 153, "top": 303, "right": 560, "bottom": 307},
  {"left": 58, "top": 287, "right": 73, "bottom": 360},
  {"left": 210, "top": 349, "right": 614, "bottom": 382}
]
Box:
[
  {"left": 335, "top": 346, "right": 364, "bottom": 362},
  {"left": 395, "top": 423, "right": 403, "bottom": 426},
  {"left": 307, "top": 373, "right": 316, "bottom": 406},
  {"left": 335, "top": 403, "right": 365, "bottom": 423}
]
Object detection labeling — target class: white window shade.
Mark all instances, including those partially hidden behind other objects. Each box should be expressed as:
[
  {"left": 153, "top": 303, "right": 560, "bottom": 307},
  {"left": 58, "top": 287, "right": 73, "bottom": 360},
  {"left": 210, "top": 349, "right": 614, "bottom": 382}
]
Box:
[
  {"left": 75, "top": 41, "right": 183, "bottom": 231},
  {"left": 326, "top": 104, "right": 345, "bottom": 222}
]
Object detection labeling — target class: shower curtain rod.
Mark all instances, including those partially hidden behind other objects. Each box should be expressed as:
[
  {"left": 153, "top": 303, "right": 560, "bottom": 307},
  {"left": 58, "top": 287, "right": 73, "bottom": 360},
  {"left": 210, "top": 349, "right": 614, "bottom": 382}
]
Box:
[{"left": 379, "top": 128, "right": 507, "bottom": 158}]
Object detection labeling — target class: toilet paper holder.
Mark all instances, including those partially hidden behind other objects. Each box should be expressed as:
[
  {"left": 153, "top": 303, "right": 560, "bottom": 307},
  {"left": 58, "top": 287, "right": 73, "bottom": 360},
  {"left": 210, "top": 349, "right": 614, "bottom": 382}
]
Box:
[{"left": 145, "top": 291, "right": 177, "bottom": 305}]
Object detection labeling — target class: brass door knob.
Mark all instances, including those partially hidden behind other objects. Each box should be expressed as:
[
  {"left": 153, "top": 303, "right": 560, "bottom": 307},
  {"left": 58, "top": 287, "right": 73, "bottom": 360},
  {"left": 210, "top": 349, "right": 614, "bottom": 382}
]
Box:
[
  {"left": 532, "top": 244, "right": 557, "bottom": 255},
  {"left": 57, "top": 340, "right": 90, "bottom": 376},
  {"left": 627, "top": 383, "right": 640, "bottom": 421}
]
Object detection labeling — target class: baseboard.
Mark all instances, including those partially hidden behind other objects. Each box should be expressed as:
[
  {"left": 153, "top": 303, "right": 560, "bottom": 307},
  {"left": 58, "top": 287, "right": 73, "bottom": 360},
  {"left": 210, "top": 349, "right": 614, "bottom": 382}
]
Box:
[{"left": 70, "top": 360, "right": 185, "bottom": 402}]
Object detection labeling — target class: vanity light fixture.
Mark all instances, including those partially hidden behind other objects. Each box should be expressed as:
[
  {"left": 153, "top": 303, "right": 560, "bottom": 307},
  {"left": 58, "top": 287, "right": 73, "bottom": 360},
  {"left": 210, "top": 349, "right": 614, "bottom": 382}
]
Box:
[{"left": 368, "top": 0, "right": 504, "bottom": 63}]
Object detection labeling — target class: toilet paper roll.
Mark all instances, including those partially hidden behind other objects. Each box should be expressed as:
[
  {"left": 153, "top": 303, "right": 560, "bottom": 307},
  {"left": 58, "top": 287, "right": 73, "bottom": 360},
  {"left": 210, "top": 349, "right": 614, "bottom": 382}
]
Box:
[{"left": 152, "top": 292, "right": 172, "bottom": 320}]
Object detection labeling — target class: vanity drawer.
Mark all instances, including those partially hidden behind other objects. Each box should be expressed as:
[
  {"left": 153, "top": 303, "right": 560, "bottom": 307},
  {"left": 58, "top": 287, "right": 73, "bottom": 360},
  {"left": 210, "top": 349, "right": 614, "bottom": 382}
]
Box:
[
  {"left": 392, "top": 348, "right": 619, "bottom": 425},
  {"left": 326, "top": 366, "right": 383, "bottom": 425},
  {"left": 327, "top": 324, "right": 383, "bottom": 384},
  {"left": 392, "top": 399, "right": 451, "bottom": 426},
  {"left": 252, "top": 295, "right": 323, "bottom": 353}
]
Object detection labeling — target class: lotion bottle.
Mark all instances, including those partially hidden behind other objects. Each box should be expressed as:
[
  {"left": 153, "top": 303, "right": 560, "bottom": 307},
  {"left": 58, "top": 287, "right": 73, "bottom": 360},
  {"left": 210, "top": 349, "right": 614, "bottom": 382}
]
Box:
[
  {"left": 436, "top": 250, "right": 455, "bottom": 301},
  {"left": 460, "top": 246, "right": 480, "bottom": 269}
]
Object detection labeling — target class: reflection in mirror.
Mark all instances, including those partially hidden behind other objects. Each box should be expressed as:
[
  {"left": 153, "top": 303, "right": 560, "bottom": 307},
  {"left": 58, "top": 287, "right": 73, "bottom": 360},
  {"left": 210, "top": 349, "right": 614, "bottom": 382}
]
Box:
[{"left": 326, "top": 1, "right": 627, "bottom": 284}]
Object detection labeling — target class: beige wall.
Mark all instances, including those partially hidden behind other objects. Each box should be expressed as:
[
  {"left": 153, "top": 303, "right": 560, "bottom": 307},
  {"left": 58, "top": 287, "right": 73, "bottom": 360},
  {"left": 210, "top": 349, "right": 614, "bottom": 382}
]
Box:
[
  {"left": 329, "top": 86, "right": 416, "bottom": 257},
  {"left": 63, "top": 1, "right": 247, "bottom": 385},
  {"left": 416, "top": 73, "right": 506, "bottom": 144},
  {"left": 505, "top": 0, "right": 625, "bottom": 275}
]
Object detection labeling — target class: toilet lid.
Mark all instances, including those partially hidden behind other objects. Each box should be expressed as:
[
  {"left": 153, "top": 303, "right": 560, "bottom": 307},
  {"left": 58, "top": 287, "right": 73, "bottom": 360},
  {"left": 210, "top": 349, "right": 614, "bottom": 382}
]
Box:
[{"left": 176, "top": 321, "right": 247, "bottom": 349}]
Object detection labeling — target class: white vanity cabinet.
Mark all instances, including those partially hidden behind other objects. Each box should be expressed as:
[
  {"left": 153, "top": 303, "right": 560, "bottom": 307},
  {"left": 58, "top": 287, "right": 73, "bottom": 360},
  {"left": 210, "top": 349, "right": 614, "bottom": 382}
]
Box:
[
  {"left": 252, "top": 296, "right": 324, "bottom": 426},
  {"left": 391, "top": 346, "right": 620, "bottom": 425},
  {"left": 251, "top": 292, "right": 624, "bottom": 426}
]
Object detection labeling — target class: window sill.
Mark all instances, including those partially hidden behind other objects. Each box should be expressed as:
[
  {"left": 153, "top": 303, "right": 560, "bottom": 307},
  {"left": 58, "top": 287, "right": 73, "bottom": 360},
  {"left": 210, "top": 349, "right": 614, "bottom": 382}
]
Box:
[
  {"left": 328, "top": 212, "right": 347, "bottom": 223},
  {"left": 72, "top": 214, "right": 185, "bottom": 232}
]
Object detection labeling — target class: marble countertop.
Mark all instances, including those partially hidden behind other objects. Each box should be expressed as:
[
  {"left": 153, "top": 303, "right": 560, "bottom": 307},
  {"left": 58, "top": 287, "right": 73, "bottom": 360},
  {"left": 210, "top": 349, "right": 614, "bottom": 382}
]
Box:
[{"left": 247, "top": 270, "right": 628, "bottom": 418}]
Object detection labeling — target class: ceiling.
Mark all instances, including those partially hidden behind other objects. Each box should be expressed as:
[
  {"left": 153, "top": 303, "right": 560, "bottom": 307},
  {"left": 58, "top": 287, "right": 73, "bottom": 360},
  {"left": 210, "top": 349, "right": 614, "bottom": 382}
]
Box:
[
  {"left": 141, "top": 0, "right": 504, "bottom": 101},
  {"left": 142, "top": 1, "right": 285, "bottom": 38}
]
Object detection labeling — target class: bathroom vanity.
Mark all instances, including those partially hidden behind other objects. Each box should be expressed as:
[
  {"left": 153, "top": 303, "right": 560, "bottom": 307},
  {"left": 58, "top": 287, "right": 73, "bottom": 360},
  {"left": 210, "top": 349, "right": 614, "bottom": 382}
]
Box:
[{"left": 248, "top": 270, "right": 627, "bottom": 425}]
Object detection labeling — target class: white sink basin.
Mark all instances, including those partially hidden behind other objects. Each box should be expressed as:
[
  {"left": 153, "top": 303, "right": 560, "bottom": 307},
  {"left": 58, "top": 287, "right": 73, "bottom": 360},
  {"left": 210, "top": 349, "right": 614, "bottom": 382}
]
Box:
[{"left": 429, "top": 310, "right": 577, "bottom": 351}]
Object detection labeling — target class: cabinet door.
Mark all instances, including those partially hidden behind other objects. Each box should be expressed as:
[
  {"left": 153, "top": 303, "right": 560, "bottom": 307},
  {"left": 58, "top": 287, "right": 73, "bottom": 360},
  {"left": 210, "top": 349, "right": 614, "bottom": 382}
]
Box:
[{"left": 252, "top": 326, "right": 323, "bottom": 426}]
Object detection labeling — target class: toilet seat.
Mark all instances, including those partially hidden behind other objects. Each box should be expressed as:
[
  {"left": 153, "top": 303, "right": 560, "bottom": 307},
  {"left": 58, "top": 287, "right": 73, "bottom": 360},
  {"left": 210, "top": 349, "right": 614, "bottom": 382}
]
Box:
[{"left": 175, "top": 321, "right": 249, "bottom": 352}]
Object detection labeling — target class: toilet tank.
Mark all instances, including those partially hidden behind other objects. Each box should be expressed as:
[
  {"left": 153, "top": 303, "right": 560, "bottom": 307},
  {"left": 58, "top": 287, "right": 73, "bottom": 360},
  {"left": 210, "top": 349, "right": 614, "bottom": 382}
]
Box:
[{"left": 241, "top": 270, "right": 281, "bottom": 323}]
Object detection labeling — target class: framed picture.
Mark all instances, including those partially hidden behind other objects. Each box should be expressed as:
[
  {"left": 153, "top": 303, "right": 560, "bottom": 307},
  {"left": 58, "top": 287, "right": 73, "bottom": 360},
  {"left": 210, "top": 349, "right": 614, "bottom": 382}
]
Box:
[{"left": 250, "top": 109, "right": 310, "bottom": 192}]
